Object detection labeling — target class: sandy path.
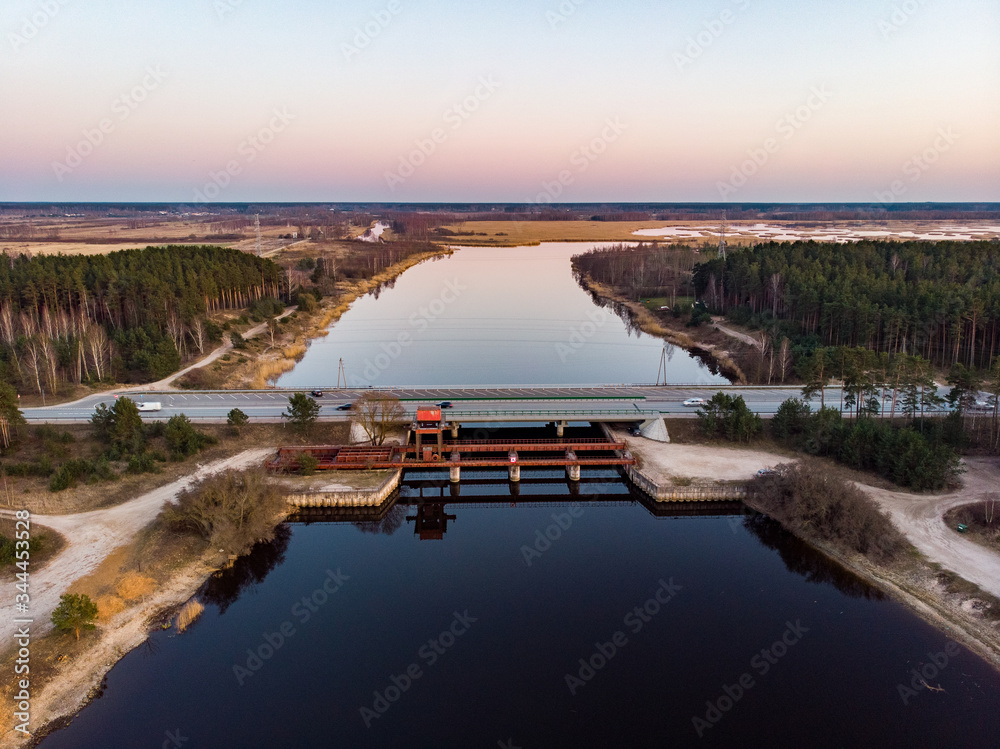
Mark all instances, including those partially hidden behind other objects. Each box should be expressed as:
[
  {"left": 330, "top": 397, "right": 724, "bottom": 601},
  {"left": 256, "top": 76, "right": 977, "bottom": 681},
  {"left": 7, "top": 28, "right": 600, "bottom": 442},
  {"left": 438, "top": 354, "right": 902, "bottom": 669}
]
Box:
[
  {"left": 711, "top": 317, "right": 761, "bottom": 349},
  {"left": 0, "top": 448, "right": 273, "bottom": 647},
  {"left": 859, "top": 457, "right": 1000, "bottom": 599},
  {"left": 612, "top": 429, "right": 788, "bottom": 483}
]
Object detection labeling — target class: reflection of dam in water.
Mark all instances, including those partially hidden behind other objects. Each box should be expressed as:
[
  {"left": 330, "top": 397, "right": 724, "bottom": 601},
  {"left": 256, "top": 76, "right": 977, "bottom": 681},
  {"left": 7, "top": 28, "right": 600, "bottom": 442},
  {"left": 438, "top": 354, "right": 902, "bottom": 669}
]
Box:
[{"left": 290, "top": 468, "right": 746, "bottom": 541}]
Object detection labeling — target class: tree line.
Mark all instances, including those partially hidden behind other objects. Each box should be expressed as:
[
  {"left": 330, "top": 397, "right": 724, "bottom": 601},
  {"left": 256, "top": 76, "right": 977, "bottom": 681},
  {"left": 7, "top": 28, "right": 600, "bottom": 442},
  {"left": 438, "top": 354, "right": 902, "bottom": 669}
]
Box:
[
  {"left": 692, "top": 239, "right": 1000, "bottom": 370},
  {"left": 0, "top": 245, "right": 286, "bottom": 389}
]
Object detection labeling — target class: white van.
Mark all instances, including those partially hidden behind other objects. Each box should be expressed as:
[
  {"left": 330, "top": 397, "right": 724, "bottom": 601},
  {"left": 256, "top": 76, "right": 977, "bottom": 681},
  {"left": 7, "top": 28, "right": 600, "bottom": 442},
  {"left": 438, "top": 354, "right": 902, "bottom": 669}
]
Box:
[{"left": 137, "top": 401, "right": 162, "bottom": 412}]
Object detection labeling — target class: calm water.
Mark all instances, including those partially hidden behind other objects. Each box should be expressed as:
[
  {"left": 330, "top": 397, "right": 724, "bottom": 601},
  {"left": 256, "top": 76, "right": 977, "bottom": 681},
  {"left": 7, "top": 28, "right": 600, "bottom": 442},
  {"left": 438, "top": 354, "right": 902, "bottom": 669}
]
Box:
[
  {"left": 277, "top": 243, "right": 727, "bottom": 387},
  {"left": 40, "top": 473, "right": 1000, "bottom": 748}
]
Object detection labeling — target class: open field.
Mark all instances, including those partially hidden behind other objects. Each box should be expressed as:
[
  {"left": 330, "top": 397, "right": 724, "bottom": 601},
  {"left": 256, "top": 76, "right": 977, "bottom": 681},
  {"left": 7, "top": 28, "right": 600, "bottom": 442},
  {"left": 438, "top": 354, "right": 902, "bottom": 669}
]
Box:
[{"left": 434, "top": 219, "right": 1000, "bottom": 247}]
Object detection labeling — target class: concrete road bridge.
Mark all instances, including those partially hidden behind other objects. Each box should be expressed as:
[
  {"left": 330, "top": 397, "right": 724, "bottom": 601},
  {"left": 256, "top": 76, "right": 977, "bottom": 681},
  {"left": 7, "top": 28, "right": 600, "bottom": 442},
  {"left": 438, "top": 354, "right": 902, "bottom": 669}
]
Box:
[{"left": 22, "top": 384, "right": 845, "bottom": 425}]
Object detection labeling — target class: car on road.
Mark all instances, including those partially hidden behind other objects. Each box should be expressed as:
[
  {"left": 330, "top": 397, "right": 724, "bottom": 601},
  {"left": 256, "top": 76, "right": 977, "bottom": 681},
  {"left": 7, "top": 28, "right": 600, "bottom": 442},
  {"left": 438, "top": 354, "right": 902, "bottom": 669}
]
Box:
[
  {"left": 437, "top": 401, "right": 453, "bottom": 409},
  {"left": 336, "top": 403, "right": 353, "bottom": 411},
  {"left": 137, "top": 401, "right": 162, "bottom": 412},
  {"left": 629, "top": 426, "right": 642, "bottom": 436},
  {"left": 682, "top": 398, "right": 706, "bottom": 407},
  {"left": 309, "top": 390, "right": 324, "bottom": 397},
  {"left": 756, "top": 468, "right": 778, "bottom": 477}
]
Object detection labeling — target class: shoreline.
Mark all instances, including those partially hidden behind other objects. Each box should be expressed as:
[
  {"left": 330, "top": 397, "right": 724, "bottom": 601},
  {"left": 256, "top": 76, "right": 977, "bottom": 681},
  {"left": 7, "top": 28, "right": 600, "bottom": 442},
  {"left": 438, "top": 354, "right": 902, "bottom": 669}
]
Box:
[{"left": 573, "top": 271, "right": 748, "bottom": 383}]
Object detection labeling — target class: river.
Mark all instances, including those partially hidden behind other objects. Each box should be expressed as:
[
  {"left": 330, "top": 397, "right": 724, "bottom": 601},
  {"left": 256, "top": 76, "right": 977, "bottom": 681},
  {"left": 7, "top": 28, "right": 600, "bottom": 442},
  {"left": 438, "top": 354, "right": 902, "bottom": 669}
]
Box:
[
  {"left": 277, "top": 243, "right": 727, "bottom": 388},
  {"left": 36, "top": 244, "right": 1000, "bottom": 747},
  {"left": 38, "top": 476, "right": 1000, "bottom": 747}
]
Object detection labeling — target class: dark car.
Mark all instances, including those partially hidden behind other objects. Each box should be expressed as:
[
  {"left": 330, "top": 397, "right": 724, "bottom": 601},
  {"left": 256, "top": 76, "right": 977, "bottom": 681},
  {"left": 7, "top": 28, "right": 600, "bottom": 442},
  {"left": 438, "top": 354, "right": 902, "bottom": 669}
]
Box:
[
  {"left": 309, "top": 390, "right": 324, "bottom": 397},
  {"left": 437, "top": 401, "right": 453, "bottom": 409},
  {"left": 336, "top": 403, "right": 353, "bottom": 411},
  {"left": 629, "top": 426, "right": 641, "bottom": 436}
]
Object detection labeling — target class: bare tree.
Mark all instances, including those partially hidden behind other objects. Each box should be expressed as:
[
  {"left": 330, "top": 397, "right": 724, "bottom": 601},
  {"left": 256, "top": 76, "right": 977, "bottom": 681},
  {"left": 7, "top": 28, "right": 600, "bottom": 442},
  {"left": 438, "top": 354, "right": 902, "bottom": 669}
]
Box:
[
  {"left": 778, "top": 337, "right": 793, "bottom": 383},
  {"left": 87, "top": 323, "right": 108, "bottom": 381},
  {"left": 353, "top": 392, "right": 406, "bottom": 446},
  {"left": 189, "top": 317, "right": 206, "bottom": 355}
]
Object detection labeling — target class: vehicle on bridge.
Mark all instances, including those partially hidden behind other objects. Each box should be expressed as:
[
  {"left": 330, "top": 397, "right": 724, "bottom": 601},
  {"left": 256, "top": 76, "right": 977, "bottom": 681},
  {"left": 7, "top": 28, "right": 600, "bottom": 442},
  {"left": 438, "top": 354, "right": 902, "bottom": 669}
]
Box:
[
  {"left": 310, "top": 390, "right": 324, "bottom": 398},
  {"left": 682, "top": 398, "right": 706, "bottom": 407},
  {"left": 336, "top": 403, "right": 353, "bottom": 411},
  {"left": 137, "top": 401, "right": 162, "bottom": 412}
]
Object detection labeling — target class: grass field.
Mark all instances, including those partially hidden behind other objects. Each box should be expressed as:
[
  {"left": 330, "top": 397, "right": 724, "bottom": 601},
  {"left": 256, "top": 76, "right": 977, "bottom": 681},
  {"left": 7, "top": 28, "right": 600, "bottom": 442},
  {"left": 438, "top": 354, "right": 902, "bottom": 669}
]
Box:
[{"left": 433, "top": 220, "right": 686, "bottom": 245}]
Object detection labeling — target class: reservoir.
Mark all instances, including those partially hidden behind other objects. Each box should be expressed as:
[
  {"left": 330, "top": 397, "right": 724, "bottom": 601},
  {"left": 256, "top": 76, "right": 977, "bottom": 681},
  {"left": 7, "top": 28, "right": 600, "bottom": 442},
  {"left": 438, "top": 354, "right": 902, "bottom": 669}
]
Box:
[{"left": 277, "top": 243, "right": 728, "bottom": 388}]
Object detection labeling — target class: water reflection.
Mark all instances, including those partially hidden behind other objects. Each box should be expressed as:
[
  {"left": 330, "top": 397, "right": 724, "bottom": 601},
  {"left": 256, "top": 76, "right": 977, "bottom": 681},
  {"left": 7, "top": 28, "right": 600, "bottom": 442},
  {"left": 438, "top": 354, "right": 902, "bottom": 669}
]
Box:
[
  {"left": 742, "top": 510, "right": 885, "bottom": 600},
  {"left": 199, "top": 524, "right": 292, "bottom": 614}
]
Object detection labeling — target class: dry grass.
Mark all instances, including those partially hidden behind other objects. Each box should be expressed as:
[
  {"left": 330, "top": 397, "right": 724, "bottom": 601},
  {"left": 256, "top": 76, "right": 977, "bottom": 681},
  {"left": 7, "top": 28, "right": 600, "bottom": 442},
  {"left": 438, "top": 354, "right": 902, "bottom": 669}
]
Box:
[
  {"left": 175, "top": 599, "right": 205, "bottom": 632},
  {"left": 115, "top": 571, "right": 156, "bottom": 602},
  {"left": 95, "top": 594, "right": 126, "bottom": 621},
  {"left": 249, "top": 358, "right": 296, "bottom": 389},
  {"left": 282, "top": 343, "right": 307, "bottom": 360},
  {"left": 434, "top": 220, "right": 673, "bottom": 246}
]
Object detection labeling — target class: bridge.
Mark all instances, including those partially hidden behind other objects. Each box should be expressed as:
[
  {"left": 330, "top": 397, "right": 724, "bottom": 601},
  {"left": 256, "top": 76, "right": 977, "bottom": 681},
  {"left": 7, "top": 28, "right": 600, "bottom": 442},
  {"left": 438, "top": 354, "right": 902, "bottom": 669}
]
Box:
[{"left": 22, "top": 384, "right": 845, "bottom": 424}]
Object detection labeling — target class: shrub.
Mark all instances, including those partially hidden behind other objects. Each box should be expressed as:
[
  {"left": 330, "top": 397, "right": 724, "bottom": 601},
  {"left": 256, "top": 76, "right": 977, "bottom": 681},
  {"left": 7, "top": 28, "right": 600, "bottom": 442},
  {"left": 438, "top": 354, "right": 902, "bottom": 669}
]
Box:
[
  {"left": 126, "top": 453, "right": 161, "bottom": 475},
  {"left": 165, "top": 414, "right": 215, "bottom": 460},
  {"left": 159, "top": 468, "right": 287, "bottom": 557},
  {"left": 49, "top": 459, "right": 95, "bottom": 492},
  {"left": 299, "top": 453, "right": 319, "bottom": 476},
  {"left": 747, "top": 463, "right": 907, "bottom": 562},
  {"left": 698, "top": 392, "right": 763, "bottom": 443}
]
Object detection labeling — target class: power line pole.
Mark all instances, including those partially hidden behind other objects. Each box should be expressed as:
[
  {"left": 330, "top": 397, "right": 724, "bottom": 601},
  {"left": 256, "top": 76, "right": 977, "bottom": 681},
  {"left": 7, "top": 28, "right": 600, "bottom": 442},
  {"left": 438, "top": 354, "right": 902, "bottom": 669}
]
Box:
[
  {"left": 656, "top": 344, "right": 668, "bottom": 386},
  {"left": 718, "top": 210, "right": 727, "bottom": 260}
]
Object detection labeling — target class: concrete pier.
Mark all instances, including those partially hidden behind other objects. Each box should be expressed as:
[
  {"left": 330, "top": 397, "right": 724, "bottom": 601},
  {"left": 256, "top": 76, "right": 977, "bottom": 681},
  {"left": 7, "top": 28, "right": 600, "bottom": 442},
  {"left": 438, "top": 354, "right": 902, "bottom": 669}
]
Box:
[
  {"left": 566, "top": 450, "right": 580, "bottom": 481},
  {"left": 555, "top": 420, "right": 567, "bottom": 437},
  {"left": 509, "top": 464, "right": 521, "bottom": 482},
  {"left": 450, "top": 452, "right": 461, "bottom": 483}
]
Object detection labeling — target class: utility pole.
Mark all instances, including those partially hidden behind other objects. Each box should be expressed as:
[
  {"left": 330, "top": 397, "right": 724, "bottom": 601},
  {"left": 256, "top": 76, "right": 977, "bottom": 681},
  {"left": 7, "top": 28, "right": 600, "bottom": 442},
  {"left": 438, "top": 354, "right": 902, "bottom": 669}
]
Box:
[
  {"left": 718, "top": 211, "right": 727, "bottom": 260},
  {"left": 656, "top": 344, "right": 669, "bottom": 386}
]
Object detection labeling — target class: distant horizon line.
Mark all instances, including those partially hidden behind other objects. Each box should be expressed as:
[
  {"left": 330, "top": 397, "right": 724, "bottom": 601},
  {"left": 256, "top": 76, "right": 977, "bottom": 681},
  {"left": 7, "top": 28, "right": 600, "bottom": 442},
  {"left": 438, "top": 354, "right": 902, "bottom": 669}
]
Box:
[{"left": 2, "top": 201, "right": 999, "bottom": 209}]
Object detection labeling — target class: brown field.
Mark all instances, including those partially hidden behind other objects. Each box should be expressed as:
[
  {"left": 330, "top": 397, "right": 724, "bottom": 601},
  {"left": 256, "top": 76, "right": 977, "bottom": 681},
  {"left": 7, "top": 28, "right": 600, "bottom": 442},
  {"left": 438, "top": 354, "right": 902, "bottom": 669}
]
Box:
[{"left": 434, "top": 220, "right": 684, "bottom": 246}]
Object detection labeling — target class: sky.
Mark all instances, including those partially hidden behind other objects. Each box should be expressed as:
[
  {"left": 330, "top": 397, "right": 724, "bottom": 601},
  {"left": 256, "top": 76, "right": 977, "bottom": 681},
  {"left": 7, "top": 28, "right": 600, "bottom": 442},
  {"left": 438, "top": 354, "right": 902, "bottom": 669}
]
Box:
[{"left": 2, "top": 0, "right": 998, "bottom": 203}]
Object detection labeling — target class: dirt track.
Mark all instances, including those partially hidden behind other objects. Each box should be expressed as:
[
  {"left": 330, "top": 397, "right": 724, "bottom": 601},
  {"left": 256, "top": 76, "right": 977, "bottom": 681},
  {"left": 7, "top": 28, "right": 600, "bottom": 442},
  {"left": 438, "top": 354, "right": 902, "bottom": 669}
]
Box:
[
  {"left": 0, "top": 448, "right": 273, "bottom": 648},
  {"left": 860, "top": 457, "right": 1000, "bottom": 599}
]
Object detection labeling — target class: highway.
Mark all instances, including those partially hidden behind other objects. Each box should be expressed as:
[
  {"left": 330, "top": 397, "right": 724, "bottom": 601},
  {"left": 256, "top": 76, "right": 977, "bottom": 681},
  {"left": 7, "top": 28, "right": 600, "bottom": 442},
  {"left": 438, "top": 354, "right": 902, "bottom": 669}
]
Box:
[{"left": 21, "top": 385, "right": 853, "bottom": 424}]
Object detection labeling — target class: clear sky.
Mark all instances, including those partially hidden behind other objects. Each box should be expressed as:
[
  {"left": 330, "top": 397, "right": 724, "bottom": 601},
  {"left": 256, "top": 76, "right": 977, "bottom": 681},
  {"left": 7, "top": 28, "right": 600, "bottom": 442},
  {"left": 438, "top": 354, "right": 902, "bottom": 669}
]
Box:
[{"left": 2, "top": 0, "right": 998, "bottom": 203}]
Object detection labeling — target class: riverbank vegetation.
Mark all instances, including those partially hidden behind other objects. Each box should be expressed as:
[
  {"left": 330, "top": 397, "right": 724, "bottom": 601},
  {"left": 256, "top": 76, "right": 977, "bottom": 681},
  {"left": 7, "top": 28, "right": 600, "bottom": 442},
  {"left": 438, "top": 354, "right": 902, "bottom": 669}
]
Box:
[{"left": 747, "top": 463, "right": 907, "bottom": 562}]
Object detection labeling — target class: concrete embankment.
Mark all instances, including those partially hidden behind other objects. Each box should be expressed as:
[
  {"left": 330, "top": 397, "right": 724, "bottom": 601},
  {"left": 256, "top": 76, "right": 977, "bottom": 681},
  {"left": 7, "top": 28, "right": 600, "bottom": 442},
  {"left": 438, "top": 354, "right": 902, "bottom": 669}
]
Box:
[{"left": 285, "top": 469, "right": 402, "bottom": 507}]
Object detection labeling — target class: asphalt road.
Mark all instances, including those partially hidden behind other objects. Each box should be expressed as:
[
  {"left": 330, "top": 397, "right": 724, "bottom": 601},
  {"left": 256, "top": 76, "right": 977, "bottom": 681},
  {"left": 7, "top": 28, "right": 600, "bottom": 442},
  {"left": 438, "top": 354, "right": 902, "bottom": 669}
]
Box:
[{"left": 22, "top": 385, "right": 856, "bottom": 424}]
